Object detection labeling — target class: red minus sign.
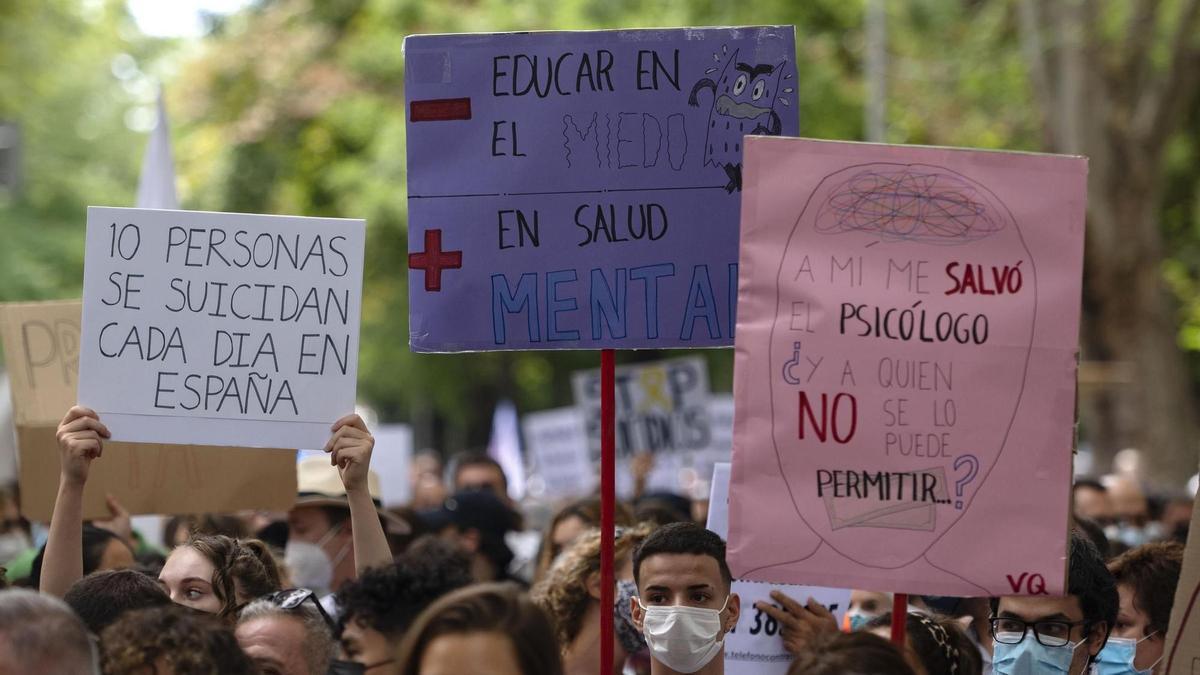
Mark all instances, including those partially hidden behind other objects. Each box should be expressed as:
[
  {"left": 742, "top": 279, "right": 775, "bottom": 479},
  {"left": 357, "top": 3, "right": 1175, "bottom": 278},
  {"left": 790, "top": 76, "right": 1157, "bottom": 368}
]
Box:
[{"left": 410, "top": 97, "right": 472, "bottom": 122}]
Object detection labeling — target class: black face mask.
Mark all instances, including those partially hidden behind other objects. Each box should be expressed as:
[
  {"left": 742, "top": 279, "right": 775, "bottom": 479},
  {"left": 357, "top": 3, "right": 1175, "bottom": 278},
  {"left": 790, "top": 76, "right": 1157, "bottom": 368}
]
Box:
[
  {"left": 327, "top": 660, "right": 365, "bottom": 675},
  {"left": 921, "top": 595, "right": 966, "bottom": 616},
  {"left": 327, "top": 658, "right": 396, "bottom": 675}
]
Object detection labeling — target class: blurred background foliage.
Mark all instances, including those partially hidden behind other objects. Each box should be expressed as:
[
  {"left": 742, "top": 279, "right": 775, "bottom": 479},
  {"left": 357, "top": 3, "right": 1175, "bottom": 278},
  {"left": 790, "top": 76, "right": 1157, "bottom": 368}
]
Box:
[{"left": 1, "top": 0, "right": 1197, "bottom": 468}]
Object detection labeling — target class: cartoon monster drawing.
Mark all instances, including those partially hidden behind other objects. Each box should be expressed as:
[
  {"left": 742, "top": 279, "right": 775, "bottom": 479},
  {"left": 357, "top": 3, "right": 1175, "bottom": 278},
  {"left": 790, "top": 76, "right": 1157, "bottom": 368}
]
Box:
[{"left": 689, "top": 46, "right": 790, "bottom": 192}]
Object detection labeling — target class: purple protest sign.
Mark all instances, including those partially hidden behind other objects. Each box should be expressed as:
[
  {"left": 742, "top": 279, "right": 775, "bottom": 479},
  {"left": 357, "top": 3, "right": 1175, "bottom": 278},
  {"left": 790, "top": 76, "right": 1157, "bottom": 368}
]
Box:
[{"left": 404, "top": 27, "right": 798, "bottom": 352}]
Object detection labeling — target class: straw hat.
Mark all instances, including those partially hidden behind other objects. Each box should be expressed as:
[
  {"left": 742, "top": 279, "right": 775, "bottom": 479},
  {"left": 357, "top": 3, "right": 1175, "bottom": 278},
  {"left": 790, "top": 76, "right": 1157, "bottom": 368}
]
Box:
[{"left": 294, "top": 455, "right": 411, "bottom": 534}]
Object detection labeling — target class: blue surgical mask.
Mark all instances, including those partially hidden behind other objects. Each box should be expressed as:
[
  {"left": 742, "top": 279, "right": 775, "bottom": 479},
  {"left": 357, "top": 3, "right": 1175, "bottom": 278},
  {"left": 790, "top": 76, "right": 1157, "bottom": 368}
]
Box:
[
  {"left": 1095, "top": 634, "right": 1160, "bottom": 675},
  {"left": 993, "top": 632, "right": 1083, "bottom": 675},
  {"left": 847, "top": 611, "right": 875, "bottom": 631}
]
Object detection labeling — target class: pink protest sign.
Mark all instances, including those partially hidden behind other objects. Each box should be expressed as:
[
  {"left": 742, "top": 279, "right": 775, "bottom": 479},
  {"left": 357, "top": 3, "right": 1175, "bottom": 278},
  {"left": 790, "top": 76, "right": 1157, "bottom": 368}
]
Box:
[{"left": 728, "top": 137, "right": 1086, "bottom": 596}]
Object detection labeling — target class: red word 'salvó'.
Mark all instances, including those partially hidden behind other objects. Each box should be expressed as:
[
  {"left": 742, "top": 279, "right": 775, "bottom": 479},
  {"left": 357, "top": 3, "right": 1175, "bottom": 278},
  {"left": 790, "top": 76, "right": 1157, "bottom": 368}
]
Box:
[{"left": 944, "top": 261, "right": 1024, "bottom": 296}]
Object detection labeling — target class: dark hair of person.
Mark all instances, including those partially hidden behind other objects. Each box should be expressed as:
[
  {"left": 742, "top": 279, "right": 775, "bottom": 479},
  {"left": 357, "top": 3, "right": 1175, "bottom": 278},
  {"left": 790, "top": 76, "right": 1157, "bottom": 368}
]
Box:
[
  {"left": 30, "top": 523, "right": 129, "bottom": 588},
  {"left": 162, "top": 514, "right": 250, "bottom": 548},
  {"left": 396, "top": 582, "right": 563, "bottom": 675},
  {"left": 100, "top": 605, "right": 258, "bottom": 675},
  {"left": 1067, "top": 529, "right": 1119, "bottom": 637},
  {"left": 1073, "top": 515, "right": 1111, "bottom": 560},
  {"left": 534, "top": 497, "right": 634, "bottom": 581},
  {"left": 64, "top": 568, "right": 171, "bottom": 634},
  {"left": 866, "top": 612, "right": 983, "bottom": 675},
  {"left": 184, "top": 534, "right": 282, "bottom": 619},
  {"left": 633, "top": 521, "right": 731, "bottom": 590},
  {"left": 633, "top": 492, "right": 692, "bottom": 527},
  {"left": 787, "top": 630, "right": 918, "bottom": 675},
  {"left": 336, "top": 536, "right": 473, "bottom": 639},
  {"left": 991, "top": 529, "right": 1119, "bottom": 657},
  {"left": 1107, "top": 541, "right": 1185, "bottom": 637},
  {"left": 322, "top": 505, "right": 352, "bottom": 528},
  {"left": 1073, "top": 478, "right": 1108, "bottom": 494},
  {"left": 448, "top": 452, "right": 508, "bottom": 491}
]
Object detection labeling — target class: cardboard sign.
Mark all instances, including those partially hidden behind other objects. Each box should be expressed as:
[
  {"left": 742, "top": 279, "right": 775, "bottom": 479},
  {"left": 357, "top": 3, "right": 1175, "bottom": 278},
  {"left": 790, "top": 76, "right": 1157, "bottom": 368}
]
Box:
[
  {"left": 78, "top": 207, "right": 365, "bottom": 449},
  {"left": 728, "top": 137, "right": 1086, "bottom": 596},
  {"left": 404, "top": 27, "right": 798, "bottom": 352},
  {"left": 706, "top": 461, "right": 849, "bottom": 674},
  {"left": 572, "top": 355, "right": 712, "bottom": 460},
  {"left": 0, "top": 300, "right": 296, "bottom": 521},
  {"left": 1165, "top": 494, "right": 1200, "bottom": 674}
]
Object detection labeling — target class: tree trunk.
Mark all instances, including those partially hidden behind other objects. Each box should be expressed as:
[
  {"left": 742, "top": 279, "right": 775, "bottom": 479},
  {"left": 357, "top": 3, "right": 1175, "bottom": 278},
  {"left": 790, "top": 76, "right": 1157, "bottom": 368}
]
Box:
[
  {"left": 1081, "top": 176, "right": 1200, "bottom": 486},
  {"left": 1020, "top": 0, "right": 1200, "bottom": 488}
]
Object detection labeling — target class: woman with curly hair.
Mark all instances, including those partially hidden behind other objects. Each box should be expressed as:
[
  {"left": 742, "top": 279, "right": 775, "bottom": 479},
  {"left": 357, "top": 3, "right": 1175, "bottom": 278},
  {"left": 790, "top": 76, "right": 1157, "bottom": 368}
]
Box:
[
  {"left": 533, "top": 497, "right": 635, "bottom": 583},
  {"left": 158, "top": 533, "right": 283, "bottom": 620},
  {"left": 531, "top": 525, "right": 652, "bottom": 675},
  {"left": 101, "top": 604, "right": 258, "bottom": 675}
]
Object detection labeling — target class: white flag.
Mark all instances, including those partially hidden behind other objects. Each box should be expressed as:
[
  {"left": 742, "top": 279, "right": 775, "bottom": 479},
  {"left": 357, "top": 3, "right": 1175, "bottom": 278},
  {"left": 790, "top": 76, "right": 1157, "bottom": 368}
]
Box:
[
  {"left": 488, "top": 399, "right": 526, "bottom": 501},
  {"left": 135, "top": 89, "right": 179, "bottom": 209}
]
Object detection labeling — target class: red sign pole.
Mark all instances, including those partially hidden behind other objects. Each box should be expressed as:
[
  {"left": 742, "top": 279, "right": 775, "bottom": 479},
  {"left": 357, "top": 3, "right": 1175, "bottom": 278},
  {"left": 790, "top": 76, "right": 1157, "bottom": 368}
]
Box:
[
  {"left": 600, "top": 349, "right": 616, "bottom": 674},
  {"left": 890, "top": 593, "right": 908, "bottom": 646}
]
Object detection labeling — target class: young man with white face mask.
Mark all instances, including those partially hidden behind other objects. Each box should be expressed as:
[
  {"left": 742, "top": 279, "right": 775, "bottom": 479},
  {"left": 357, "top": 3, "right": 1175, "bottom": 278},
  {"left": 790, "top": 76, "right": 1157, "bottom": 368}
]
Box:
[
  {"left": 990, "top": 529, "right": 1118, "bottom": 675},
  {"left": 631, "top": 522, "right": 740, "bottom": 675}
]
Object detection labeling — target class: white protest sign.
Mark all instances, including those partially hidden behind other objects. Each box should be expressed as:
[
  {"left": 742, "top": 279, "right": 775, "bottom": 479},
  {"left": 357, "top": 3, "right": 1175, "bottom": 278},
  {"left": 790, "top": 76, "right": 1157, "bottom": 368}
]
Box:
[
  {"left": 522, "top": 407, "right": 594, "bottom": 500},
  {"left": 571, "top": 356, "right": 712, "bottom": 460},
  {"left": 707, "top": 461, "right": 850, "bottom": 674},
  {"left": 693, "top": 394, "right": 733, "bottom": 490},
  {"left": 79, "top": 207, "right": 365, "bottom": 449},
  {"left": 725, "top": 580, "right": 850, "bottom": 674},
  {"left": 371, "top": 424, "right": 414, "bottom": 507},
  {"left": 707, "top": 462, "right": 732, "bottom": 539}
]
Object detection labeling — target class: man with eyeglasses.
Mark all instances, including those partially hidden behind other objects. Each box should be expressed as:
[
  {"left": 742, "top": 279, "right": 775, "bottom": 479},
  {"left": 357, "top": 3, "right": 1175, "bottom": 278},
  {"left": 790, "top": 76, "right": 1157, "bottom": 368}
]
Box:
[
  {"left": 990, "top": 529, "right": 1119, "bottom": 675},
  {"left": 237, "top": 589, "right": 338, "bottom": 675}
]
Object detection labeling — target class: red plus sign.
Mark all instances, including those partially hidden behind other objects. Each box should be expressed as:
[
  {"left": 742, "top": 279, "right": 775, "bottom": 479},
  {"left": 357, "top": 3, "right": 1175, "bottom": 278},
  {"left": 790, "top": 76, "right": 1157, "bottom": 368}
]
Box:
[{"left": 408, "top": 229, "right": 463, "bottom": 292}]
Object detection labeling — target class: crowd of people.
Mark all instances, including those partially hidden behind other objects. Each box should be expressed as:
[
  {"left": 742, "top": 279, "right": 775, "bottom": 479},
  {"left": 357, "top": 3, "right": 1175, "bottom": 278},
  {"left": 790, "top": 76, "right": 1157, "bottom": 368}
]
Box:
[{"left": 0, "top": 405, "right": 1189, "bottom": 674}]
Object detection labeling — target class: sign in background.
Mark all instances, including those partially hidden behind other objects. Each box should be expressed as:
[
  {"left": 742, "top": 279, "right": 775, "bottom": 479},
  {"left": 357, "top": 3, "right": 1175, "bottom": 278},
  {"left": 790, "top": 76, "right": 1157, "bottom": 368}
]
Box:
[
  {"left": 404, "top": 26, "right": 798, "bottom": 352},
  {"left": 522, "top": 407, "right": 596, "bottom": 500},
  {"left": 728, "top": 137, "right": 1086, "bottom": 596},
  {"left": 572, "top": 355, "right": 712, "bottom": 461},
  {"left": 707, "top": 461, "right": 850, "bottom": 675},
  {"left": 78, "top": 207, "right": 365, "bottom": 450},
  {"left": 0, "top": 300, "right": 296, "bottom": 521},
  {"left": 1165, "top": 490, "right": 1200, "bottom": 674},
  {"left": 522, "top": 391, "right": 733, "bottom": 501}
]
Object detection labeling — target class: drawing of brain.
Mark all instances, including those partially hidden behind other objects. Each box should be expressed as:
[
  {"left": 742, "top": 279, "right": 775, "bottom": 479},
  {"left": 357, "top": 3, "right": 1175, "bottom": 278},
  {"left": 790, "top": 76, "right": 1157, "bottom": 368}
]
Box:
[{"left": 815, "top": 169, "right": 1006, "bottom": 244}]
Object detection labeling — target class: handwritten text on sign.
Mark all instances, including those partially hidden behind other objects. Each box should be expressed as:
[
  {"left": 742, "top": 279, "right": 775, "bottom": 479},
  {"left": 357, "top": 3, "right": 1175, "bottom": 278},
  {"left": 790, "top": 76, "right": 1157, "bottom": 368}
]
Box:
[
  {"left": 403, "top": 27, "right": 798, "bottom": 351},
  {"left": 572, "top": 356, "right": 711, "bottom": 461},
  {"left": 78, "top": 207, "right": 365, "bottom": 449},
  {"left": 727, "top": 138, "right": 1085, "bottom": 596}
]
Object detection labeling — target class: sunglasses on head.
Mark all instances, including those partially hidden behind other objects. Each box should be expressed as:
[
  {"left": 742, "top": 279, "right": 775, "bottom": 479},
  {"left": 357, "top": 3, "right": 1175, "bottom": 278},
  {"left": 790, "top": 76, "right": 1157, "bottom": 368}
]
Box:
[
  {"left": 259, "top": 590, "right": 397, "bottom": 675},
  {"left": 258, "top": 588, "right": 337, "bottom": 630}
]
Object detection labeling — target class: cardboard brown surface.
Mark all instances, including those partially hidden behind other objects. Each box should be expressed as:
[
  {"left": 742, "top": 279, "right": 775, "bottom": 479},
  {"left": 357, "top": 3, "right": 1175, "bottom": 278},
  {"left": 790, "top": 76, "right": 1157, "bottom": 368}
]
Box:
[
  {"left": 0, "top": 301, "right": 296, "bottom": 521},
  {"left": 1166, "top": 494, "right": 1200, "bottom": 674}
]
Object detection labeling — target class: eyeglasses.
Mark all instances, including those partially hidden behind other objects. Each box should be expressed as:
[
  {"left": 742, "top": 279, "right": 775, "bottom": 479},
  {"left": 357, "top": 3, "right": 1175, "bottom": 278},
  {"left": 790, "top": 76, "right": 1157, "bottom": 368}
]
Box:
[
  {"left": 990, "top": 616, "right": 1088, "bottom": 647},
  {"left": 262, "top": 588, "right": 336, "bottom": 630}
]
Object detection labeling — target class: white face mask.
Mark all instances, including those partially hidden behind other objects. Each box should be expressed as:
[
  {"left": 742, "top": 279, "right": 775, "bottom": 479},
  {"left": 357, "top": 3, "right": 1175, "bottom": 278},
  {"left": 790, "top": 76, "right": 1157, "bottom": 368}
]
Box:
[
  {"left": 637, "top": 595, "right": 730, "bottom": 673},
  {"left": 283, "top": 540, "right": 334, "bottom": 596},
  {"left": 0, "top": 531, "right": 29, "bottom": 564},
  {"left": 315, "top": 521, "right": 352, "bottom": 570}
]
